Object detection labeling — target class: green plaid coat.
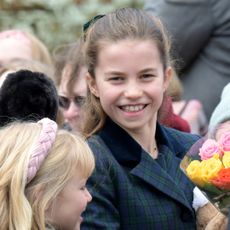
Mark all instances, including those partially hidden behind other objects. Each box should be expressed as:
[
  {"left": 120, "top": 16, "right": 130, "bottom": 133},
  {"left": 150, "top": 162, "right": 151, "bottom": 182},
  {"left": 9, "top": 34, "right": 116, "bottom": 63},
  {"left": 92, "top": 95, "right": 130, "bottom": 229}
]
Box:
[{"left": 82, "top": 119, "right": 200, "bottom": 230}]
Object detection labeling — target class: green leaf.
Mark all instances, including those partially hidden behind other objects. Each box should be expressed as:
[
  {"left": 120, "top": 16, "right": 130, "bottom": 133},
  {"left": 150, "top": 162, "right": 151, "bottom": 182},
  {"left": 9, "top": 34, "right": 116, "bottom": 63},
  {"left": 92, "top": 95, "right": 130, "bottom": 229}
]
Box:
[{"left": 201, "top": 183, "right": 225, "bottom": 196}]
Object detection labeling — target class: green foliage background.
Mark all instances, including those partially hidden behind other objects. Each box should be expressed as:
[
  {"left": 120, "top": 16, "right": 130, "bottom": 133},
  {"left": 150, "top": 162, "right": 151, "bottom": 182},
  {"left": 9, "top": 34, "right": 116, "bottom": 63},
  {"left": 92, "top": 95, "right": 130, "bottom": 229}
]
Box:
[{"left": 0, "top": 0, "right": 144, "bottom": 53}]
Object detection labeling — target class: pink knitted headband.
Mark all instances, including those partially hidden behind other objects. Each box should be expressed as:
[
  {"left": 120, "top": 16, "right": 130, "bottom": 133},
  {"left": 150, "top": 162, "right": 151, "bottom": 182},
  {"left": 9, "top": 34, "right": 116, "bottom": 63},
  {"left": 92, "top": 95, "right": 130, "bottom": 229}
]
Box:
[{"left": 26, "top": 118, "right": 58, "bottom": 184}]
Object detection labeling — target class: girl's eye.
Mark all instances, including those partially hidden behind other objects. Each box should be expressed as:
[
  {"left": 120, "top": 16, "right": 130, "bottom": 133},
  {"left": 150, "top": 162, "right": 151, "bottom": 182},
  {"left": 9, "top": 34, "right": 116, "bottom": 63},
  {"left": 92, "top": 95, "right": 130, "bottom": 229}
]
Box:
[
  {"left": 141, "top": 74, "right": 155, "bottom": 79},
  {"left": 108, "top": 76, "right": 124, "bottom": 83}
]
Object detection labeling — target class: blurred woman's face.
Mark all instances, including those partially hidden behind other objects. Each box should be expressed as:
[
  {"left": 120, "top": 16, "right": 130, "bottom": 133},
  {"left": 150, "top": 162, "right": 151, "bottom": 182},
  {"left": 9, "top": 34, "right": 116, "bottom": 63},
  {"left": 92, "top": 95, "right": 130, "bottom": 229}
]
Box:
[{"left": 58, "top": 65, "right": 88, "bottom": 131}]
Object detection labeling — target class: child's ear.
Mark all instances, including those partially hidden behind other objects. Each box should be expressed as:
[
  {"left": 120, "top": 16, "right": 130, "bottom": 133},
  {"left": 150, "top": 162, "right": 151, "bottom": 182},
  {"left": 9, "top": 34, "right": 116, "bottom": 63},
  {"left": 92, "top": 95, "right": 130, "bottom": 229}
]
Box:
[
  {"left": 26, "top": 184, "right": 44, "bottom": 205},
  {"left": 163, "top": 66, "right": 173, "bottom": 92},
  {"left": 86, "top": 73, "right": 99, "bottom": 98}
]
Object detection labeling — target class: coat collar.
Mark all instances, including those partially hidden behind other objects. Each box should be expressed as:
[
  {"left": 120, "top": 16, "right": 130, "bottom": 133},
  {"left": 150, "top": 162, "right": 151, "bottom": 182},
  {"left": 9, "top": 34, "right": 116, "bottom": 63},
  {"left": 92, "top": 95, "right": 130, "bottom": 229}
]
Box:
[{"left": 99, "top": 118, "right": 175, "bottom": 168}]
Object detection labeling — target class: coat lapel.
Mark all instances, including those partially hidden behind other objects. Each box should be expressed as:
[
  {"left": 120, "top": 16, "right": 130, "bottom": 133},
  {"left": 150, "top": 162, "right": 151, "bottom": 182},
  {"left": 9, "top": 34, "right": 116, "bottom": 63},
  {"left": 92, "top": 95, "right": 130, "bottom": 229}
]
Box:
[{"left": 130, "top": 149, "right": 193, "bottom": 211}]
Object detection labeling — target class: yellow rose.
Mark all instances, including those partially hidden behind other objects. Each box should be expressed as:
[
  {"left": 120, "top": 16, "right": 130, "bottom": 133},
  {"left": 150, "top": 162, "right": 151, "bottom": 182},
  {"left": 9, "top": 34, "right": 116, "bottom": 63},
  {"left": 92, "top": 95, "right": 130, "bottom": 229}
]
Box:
[
  {"left": 222, "top": 151, "right": 230, "bottom": 168},
  {"left": 200, "top": 154, "right": 223, "bottom": 183},
  {"left": 186, "top": 160, "right": 205, "bottom": 186}
]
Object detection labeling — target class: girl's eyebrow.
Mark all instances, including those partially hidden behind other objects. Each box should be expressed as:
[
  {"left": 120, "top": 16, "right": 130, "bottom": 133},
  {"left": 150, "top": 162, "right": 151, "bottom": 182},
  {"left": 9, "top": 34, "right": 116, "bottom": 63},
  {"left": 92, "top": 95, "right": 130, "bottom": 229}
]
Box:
[
  {"left": 139, "top": 68, "right": 157, "bottom": 73},
  {"left": 105, "top": 68, "right": 157, "bottom": 75},
  {"left": 104, "top": 70, "right": 124, "bottom": 76}
]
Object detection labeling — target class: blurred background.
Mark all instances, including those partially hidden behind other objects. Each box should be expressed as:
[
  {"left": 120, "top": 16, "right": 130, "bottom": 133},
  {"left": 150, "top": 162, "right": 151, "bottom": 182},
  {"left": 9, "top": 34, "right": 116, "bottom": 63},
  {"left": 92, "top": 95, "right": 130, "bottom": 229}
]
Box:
[{"left": 0, "top": 0, "right": 144, "bottom": 53}]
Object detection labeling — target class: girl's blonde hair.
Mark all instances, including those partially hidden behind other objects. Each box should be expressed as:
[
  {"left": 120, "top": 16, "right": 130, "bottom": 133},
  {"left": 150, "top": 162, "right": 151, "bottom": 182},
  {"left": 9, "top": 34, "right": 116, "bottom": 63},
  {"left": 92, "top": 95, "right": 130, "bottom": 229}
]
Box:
[
  {"left": 0, "top": 121, "right": 95, "bottom": 230},
  {"left": 82, "top": 8, "right": 172, "bottom": 137}
]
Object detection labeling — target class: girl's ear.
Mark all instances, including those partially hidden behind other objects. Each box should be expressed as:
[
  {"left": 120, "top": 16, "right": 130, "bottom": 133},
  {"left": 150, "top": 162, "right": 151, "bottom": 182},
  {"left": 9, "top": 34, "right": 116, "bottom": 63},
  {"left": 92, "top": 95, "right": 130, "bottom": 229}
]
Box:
[
  {"left": 163, "top": 66, "right": 173, "bottom": 93},
  {"left": 86, "top": 73, "right": 99, "bottom": 98}
]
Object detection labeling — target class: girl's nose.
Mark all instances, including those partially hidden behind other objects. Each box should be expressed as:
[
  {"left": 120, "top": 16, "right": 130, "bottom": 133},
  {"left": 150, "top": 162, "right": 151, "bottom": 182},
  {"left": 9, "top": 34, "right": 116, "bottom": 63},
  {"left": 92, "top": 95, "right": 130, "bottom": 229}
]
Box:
[{"left": 124, "top": 83, "right": 143, "bottom": 98}]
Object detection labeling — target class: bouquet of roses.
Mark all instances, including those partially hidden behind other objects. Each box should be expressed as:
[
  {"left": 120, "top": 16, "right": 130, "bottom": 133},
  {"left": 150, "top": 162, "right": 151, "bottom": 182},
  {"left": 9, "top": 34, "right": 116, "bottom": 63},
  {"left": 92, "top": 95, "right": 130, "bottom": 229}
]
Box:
[{"left": 182, "top": 132, "right": 230, "bottom": 216}]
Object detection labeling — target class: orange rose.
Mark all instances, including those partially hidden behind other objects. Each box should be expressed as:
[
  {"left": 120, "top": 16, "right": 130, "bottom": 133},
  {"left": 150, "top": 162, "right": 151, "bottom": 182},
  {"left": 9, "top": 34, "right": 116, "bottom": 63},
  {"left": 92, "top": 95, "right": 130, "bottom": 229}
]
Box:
[{"left": 211, "top": 168, "right": 230, "bottom": 190}]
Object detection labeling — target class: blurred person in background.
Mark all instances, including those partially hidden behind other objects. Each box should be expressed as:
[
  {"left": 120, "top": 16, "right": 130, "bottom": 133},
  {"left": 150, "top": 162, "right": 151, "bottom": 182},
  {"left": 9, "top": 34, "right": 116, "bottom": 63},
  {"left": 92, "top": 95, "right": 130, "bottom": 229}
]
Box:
[
  {"left": 0, "top": 29, "right": 64, "bottom": 125},
  {"left": 54, "top": 40, "right": 87, "bottom": 132},
  {"left": 159, "top": 70, "right": 207, "bottom": 135},
  {"left": 208, "top": 82, "right": 230, "bottom": 140},
  {"left": 0, "top": 69, "right": 58, "bottom": 126},
  {"left": 0, "top": 29, "right": 53, "bottom": 66},
  {"left": 0, "top": 58, "right": 55, "bottom": 84},
  {"left": 144, "top": 0, "right": 230, "bottom": 120}
]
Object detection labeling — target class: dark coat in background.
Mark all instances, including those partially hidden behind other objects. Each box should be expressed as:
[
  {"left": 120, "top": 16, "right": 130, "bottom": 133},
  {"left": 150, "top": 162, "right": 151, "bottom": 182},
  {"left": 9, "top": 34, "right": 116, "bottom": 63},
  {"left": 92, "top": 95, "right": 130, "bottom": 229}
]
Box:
[{"left": 145, "top": 0, "right": 230, "bottom": 119}]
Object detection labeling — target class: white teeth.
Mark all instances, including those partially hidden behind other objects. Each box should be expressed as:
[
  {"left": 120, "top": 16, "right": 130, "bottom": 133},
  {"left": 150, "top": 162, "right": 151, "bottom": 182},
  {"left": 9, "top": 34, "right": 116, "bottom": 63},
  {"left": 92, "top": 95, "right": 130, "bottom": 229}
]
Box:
[{"left": 121, "top": 105, "right": 144, "bottom": 112}]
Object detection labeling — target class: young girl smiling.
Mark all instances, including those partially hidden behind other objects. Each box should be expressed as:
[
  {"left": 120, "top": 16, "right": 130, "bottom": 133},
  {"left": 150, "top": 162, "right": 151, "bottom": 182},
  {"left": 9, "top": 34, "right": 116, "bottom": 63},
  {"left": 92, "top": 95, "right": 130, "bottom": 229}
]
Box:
[{"left": 81, "top": 8, "right": 201, "bottom": 229}]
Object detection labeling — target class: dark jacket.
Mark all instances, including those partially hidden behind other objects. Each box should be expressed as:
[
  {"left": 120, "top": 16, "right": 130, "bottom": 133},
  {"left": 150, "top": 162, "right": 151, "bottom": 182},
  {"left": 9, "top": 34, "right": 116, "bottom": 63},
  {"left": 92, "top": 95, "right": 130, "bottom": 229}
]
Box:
[{"left": 82, "top": 119, "right": 200, "bottom": 229}]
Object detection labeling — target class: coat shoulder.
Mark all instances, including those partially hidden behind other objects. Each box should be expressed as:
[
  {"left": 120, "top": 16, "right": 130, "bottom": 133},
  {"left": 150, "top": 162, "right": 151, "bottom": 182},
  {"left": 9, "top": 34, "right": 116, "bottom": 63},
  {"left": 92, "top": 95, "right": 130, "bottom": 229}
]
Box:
[{"left": 161, "top": 126, "right": 201, "bottom": 158}]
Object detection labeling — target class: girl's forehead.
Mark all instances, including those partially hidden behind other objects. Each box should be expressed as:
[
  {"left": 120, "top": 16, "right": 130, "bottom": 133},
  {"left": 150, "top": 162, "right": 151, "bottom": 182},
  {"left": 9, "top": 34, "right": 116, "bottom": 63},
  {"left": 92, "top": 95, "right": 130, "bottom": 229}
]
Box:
[
  {"left": 96, "top": 39, "right": 162, "bottom": 67},
  {"left": 97, "top": 39, "right": 160, "bottom": 58},
  {"left": 97, "top": 39, "right": 162, "bottom": 62},
  {"left": 99, "top": 38, "right": 156, "bottom": 48}
]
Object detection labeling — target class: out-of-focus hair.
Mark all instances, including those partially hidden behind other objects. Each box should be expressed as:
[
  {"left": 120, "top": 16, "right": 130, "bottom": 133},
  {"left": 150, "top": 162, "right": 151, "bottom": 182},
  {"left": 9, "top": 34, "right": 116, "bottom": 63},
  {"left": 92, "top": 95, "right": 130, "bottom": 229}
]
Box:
[
  {"left": 0, "top": 29, "right": 53, "bottom": 66},
  {"left": 53, "top": 40, "right": 85, "bottom": 94},
  {"left": 166, "top": 69, "right": 183, "bottom": 101},
  {"left": 0, "top": 58, "right": 54, "bottom": 81},
  {"left": 0, "top": 70, "right": 59, "bottom": 126}
]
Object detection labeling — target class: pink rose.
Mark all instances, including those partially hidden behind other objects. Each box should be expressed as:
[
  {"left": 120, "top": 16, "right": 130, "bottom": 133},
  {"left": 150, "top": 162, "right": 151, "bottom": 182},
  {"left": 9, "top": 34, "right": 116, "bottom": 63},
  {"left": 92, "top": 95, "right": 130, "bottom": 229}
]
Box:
[
  {"left": 218, "top": 131, "right": 230, "bottom": 152},
  {"left": 199, "top": 139, "right": 221, "bottom": 160}
]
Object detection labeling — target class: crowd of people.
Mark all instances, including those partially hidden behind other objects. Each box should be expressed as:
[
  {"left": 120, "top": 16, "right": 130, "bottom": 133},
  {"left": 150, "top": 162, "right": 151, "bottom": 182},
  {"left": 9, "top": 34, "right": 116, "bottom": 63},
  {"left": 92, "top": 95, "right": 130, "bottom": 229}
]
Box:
[{"left": 0, "top": 1, "right": 229, "bottom": 229}]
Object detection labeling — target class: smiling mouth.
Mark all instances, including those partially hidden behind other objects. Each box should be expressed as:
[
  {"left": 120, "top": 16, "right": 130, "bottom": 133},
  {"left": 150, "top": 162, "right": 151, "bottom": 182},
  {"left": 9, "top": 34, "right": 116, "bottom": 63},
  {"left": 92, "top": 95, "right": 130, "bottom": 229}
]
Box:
[{"left": 119, "top": 104, "right": 147, "bottom": 112}]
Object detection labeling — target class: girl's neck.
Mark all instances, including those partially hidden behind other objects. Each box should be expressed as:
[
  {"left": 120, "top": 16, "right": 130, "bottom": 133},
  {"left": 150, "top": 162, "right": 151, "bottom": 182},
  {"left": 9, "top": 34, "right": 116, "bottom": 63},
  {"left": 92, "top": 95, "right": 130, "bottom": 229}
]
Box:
[{"left": 125, "top": 121, "right": 157, "bottom": 158}]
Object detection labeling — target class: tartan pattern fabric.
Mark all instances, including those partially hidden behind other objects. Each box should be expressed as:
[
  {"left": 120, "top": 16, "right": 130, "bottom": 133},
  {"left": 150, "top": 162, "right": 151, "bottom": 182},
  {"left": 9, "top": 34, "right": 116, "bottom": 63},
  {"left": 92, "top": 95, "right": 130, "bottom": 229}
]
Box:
[{"left": 81, "top": 121, "right": 200, "bottom": 230}]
